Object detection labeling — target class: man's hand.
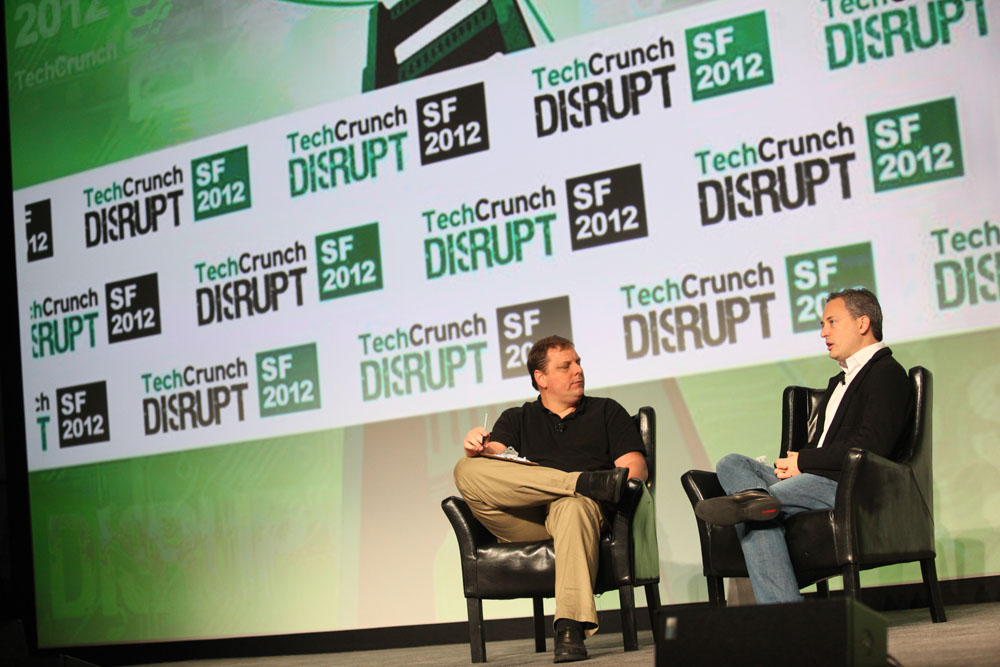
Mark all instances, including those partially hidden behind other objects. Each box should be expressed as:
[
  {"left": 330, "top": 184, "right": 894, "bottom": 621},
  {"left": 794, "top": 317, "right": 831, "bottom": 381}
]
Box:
[
  {"left": 463, "top": 427, "right": 504, "bottom": 457},
  {"left": 774, "top": 451, "right": 801, "bottom": 480}
]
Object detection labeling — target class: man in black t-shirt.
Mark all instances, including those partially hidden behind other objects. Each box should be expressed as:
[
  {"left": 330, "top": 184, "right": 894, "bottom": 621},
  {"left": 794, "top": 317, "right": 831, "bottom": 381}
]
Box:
[{"left": 453, "top": 335, "right": 647, "bottom": 663}]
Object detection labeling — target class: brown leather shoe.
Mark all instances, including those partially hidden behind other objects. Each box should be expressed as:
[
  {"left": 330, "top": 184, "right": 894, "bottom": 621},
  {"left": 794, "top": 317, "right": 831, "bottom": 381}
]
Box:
[
  {"left": 553, "top": 623, "right": 588, "bottom": 663},
  {"left": 695, "top": 489, "right": 781, "bottom": 526}
]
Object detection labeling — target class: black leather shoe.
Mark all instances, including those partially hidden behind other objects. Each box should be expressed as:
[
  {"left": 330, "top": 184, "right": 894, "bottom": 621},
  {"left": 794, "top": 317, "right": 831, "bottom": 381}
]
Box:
[
  {"left": 575, "top": 467, "right": 629, "bottom": 505},
  {"left": 695, "top": 489, "right": 781, "bottom": 526},
  {"left": 553, "top": 623, "right": 588, "bottom": 663}
]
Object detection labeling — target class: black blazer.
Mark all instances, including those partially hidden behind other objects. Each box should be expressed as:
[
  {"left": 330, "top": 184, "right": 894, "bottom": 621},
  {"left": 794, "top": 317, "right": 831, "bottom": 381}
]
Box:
[{"left": 797, "top": 347, "right": 913, "bottom": 482}]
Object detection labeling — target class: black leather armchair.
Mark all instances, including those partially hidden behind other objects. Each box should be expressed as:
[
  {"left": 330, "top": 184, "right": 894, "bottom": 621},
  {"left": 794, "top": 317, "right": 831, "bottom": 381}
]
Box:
[
  {"left": 681, "top": 367, "right": 946, "bottom": 622},
  {"left": 442, "top": 407, "right": 661, "bottom": 662}
]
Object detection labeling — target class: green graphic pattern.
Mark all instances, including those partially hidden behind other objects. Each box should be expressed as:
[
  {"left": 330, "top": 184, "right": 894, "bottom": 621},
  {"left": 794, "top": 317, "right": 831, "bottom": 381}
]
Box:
[{"left": 30, "top": 429, "right": 347, "bottom": 645}]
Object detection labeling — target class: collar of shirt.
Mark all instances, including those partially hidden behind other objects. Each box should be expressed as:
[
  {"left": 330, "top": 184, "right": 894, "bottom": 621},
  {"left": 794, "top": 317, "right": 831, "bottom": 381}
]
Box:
[
  {"left": 538, "top": 394, "right": 587, "bottom": 420},
  {"left": 839, "top": 341, "right": 885, "bottom": 388}
]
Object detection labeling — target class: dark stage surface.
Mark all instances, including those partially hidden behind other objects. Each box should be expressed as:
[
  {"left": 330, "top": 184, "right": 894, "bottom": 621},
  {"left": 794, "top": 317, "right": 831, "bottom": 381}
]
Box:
[{"left": 121, "top": 602, "right": 1000, "bottom": 667}]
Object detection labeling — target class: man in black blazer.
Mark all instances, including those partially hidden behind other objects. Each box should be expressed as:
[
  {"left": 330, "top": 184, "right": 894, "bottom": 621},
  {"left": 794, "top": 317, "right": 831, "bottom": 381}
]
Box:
[{"left": 694, "top": 288, "right": 913, "bottom": 603}]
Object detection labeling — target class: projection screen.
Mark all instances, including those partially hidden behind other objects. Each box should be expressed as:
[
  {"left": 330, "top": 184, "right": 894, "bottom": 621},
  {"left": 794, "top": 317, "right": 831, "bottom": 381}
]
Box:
[{"left": 5, "top": 0, "right": 999, "bottom": 648}]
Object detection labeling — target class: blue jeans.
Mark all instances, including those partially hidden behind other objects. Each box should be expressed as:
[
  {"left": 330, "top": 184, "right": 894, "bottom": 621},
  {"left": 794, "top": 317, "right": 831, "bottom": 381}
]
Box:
[{"left": 715, "top": 453, "right": 838, "bottom": 604}]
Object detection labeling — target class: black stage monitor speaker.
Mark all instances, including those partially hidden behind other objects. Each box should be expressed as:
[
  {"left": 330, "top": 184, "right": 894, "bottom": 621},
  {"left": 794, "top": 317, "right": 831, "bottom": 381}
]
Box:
[
  {"left": 1, "top": 618, "right": 30, "bottom": 666},
  {"left": 0, "top": 619, "right": 102, "bottom": 667},
  {"left": 655, "top": 598, "right": 887, "bottom": 667}
]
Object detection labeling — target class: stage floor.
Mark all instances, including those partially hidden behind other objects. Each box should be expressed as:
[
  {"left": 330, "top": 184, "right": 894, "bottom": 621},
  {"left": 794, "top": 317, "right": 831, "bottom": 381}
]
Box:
[{"left": 134, "top": 602, "right": 1000, "bottom": 666}]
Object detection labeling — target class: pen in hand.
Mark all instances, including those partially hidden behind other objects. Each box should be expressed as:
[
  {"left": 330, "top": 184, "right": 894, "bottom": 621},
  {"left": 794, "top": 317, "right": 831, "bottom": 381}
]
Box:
[{"left": 482, "top": 413, "right": 490, "bottom": 453}]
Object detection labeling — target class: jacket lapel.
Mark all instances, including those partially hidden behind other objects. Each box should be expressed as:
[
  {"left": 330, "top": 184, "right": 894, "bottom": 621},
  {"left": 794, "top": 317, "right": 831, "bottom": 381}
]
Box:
[{"left": 819, "top": 347, "right": 891, "bottom": 446}]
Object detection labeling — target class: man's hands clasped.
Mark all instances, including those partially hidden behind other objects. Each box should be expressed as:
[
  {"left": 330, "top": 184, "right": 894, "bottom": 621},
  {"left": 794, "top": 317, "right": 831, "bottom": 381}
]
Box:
[{"left": 774, "top": 451, "right": 801, "bottom": 480}]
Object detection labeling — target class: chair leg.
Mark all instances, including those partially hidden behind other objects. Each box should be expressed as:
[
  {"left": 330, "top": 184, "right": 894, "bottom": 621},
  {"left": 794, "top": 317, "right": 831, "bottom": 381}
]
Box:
[
  {"left": 645, "top": 582, "right": 662, "bottom": 630},
  {"left": 467, "top": 597, "right": 486, "bottom": 663},
  {"left": 816, "top": 580, "right": 831, "bottom": 599},
  {"left": 533, "top": 597, "right": 546, "bottom": 652},
  {"left": 842, "top": 563, "right": 861, "bottom": 600},
  {"left": 706, "top": 576, "right": 726, "bottom": 607},
  {"left": 618, "top": 585, "right": 638, "bottom": 652},
  {"left": 920, "top": 558, "right": 948, "bottom": 623}
]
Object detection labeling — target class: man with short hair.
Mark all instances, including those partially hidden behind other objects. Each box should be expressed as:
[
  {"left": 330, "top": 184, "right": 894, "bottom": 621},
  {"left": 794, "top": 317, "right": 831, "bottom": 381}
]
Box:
[
  {"left": 695, "top": 288, "right": 914, "bottom": 603},
  {"left": 454, "top": 335, "right": 647, "bottom": 663}
]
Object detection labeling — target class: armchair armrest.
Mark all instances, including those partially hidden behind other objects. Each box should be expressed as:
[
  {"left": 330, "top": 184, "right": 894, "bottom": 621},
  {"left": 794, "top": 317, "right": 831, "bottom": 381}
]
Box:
[
  {"left": 679, "top": 470, "right": 749, "bottom": 579},
  {"left": 781, "top": 386, "right": 827, "bottom": 456},
  {"left": 605, "top": 478, "right": 659, "bottom": 583},
  {"left": 834, "top": 448, "right": 935, "bottom": 561},
  {"left": 680, "top": 469, "right": 726, "bottom": 508},
  {"left": 442, "top": 496, "right": 498, "bottom": 555}
]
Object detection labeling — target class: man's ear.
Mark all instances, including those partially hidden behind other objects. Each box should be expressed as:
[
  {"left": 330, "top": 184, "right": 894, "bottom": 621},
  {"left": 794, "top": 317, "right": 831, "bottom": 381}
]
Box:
[
  {"left": 857, "top": 315, "right": 871, "bottom": 336},
  {"left": 534, "top": 369, "right": 546, "bottom": 390}
]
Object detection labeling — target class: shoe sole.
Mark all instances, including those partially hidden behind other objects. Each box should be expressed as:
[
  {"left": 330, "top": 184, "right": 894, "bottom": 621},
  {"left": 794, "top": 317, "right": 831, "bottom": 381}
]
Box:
[
  {"left": 554, "top": 651, "right": 588, "bottom": 663},
  {"left": 694, "top": 495, "right": 780, "bottom": 526}
]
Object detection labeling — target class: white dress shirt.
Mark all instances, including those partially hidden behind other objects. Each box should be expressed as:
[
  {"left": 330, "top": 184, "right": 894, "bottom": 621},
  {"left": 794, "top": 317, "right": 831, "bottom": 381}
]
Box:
[{"left": 816, "top": 341, "right": 885, "bottom": 448}]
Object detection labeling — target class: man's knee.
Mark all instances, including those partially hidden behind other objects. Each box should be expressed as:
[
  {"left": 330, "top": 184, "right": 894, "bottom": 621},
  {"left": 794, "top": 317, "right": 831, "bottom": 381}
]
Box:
[
  {"left": 453, "top": 456, "right": 482, "bottom": 497},
  {"left": 716, "top": 452, "right": 751, "bottom": 476},
  {"left": 769, "top": 473, "right": 838, "bottom": 510}
]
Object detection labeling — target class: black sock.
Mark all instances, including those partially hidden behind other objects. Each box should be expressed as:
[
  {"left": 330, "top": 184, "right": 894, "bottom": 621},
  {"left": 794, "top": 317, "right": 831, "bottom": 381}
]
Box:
[{"left": 574, "top": 470, "right": 606, "bottom": 497}]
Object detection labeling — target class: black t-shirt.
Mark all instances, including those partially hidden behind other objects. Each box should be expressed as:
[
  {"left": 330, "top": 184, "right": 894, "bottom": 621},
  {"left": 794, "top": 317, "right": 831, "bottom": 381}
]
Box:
[{"left": 489, "top": 395, "right": 643, "bottom": 472}]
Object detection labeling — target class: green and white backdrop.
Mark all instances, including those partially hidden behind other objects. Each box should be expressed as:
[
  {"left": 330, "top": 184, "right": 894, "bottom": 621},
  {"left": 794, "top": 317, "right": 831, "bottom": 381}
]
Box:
[{"left": 5, "top": 0, "right": 999, "bottom": 648}]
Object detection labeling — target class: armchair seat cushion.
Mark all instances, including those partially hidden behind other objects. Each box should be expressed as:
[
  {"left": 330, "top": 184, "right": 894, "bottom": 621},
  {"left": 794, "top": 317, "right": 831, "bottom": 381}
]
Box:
[{"left": 474, "top": 540, "right": 556, "bottom": 598}]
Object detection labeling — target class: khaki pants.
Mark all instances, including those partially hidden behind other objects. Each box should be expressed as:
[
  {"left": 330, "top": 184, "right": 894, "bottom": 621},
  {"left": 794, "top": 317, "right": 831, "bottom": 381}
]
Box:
[{"left": 453, "top": 456, "right": 604, "bottom": 635}]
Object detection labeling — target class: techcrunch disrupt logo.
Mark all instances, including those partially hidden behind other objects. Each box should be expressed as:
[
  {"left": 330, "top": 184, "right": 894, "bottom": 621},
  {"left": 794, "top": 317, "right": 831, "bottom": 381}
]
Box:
[
  {"left": 422, "top": 186, "right": 557, "bottom": 279},
  {"left": 194, "top": 242, "right": 308, "bottom": 326},
  {"left": 416, "top": 83, "right": 490, "bottom": 165},
  {"left": 33, "top": 392, "right": 53, "bottom": 452},
  {"left": 192, "top": 147, "right": 251, "bottom": 220},
  {"left": 358, "top": 315, "right": 489, "bottom": 401},
  {"left": 867, "top": 98, "right": 964, "bottom": 192},
  {"left": 141, "top": 358, "right": 249, "bottom": 435},
  {"left": 287, "top": 105, "right": 407, "bottom": 197},
  {"left": 28, "top": 288, "right": 100, "bottom": 358},
  {"left": 496, "top": 296, "right": 573, "bottom": 380},
  {"left": 105, "top": 273, "right": 162, "bottom": 344},
  {"left": 25, "top": 199, "right": 53, "bottom": 262},
  {"left": 11, "top": 42, "right": 117, "bottom": 92},
  {"left": 256, "top": 343, "right": 321, "bottom": 418},
  {"left": 686, "top": 11, "right": 774, "bottom": 101},
  {"left": 696, "top": 122, "right": 856, "bottom": 225},
  {"left": 316, "top": 223, "right": 384, "bottom": 300},
  {"left": 785, "top": 243, "right": 876, "bottom": 334},
  {"left": 83, "top": 165, "right": 184, "bottom": 247},
  {"left": 57, "top": 381, "right": 110, "bottom": 448},
  {"left": 532, "top": 36, "right": 676, "bottom": 136},
  {"left": 620, "top": 262, "right": 776, "bottom": 358},
  {"left": 932, "top": 220, "right": 1000, "bottom": 310},
  {"left": 821, "top": 0, "right": 989, "bottom": 70}
]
